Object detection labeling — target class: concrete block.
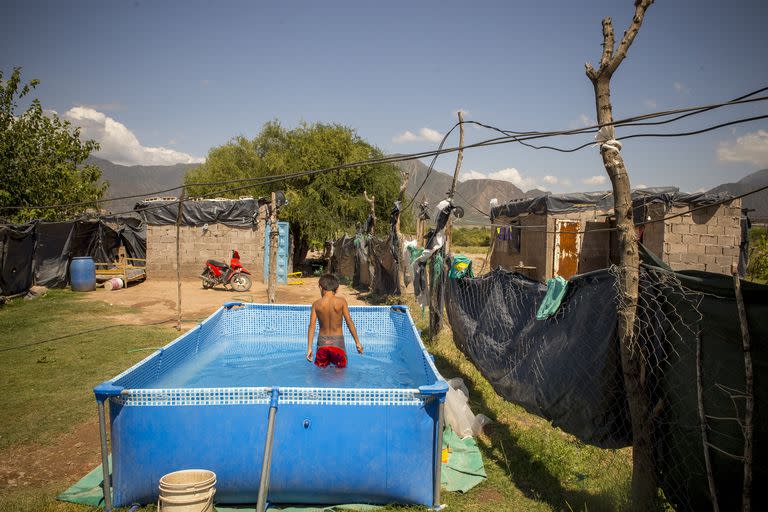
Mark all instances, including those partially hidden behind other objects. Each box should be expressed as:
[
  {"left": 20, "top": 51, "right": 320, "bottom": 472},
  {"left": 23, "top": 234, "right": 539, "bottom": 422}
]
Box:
[
  {"left": 707, "top": 225, "right": 726, "bottom": 236},
  {"left": 668, "top": 243, "right": 687, "bottom": 254},
  {"left": 681, "top": 234, "right": 699, "bottom": 245},
  {"left": 689, "top": 224, "right": 707, "bottom": 235},
  {"left": 672, "top": 224, "right": 690, "bottom": 235},
  {"left": 705, "top": 245, "right": 722, "bottom": 255},
  {"left": 688, "top": 244, "right": 706, "bottom": 255},
  {"left": 718, "top": 236, "right": 736, "bottom": 247},
  {"left": 699, "top": 234, "right": 718, "bottom": 245}
]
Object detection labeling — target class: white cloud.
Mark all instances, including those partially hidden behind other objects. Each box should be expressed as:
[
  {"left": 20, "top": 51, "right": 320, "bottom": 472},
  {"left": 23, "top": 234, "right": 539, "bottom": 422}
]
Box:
[
  {"left": 542, "top": 175, "right": 559, "bottom": 184},
  {"left": 459, "top": 170, "right": 488, "bottom": 181},
  {"left": 63, "top": 107, "right": 204, "bottom": 166},
  {"left": 392, "top": 127, "right": 444, "bottom": 144},
  {"left": 635, "top": 183, "right": 648, "bottom": 189},
  {"left": 462, "top": 167, "right": 538, "bottom": 190},
  {"left": 579, "top": 114, "right": 595, "bottom": 127},
  {"left": 582, "top": 175, "right": 608, "bottom": 185},
  {"left": 644, "top": 99, "right": 657, "bottom": 109},
  {"left": 673, "top": 81, "right": 690, "bottom": 94},
  {"left": 717, "top": 130, "right": 768, "bottom": 167}
]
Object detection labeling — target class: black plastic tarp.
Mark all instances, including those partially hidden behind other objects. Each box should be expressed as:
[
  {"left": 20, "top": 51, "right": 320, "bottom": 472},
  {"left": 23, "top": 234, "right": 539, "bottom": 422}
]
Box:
[
  {"left": 1, "top": 220, "right": 126, "bottom": 294},
  {"left": 33, "top": 222, "right": 76, "bottom": 288},
  {"left": 102, "top": 213, "right": 146, "bottom": 260},
  {"left": 370, "top": 235, "right": 399, "bottom": 296},
  {"left": 490, "top": 187, "right": 734, "bottom": 221},
  {"left": 331, "top": 235, "right": 356, "bottom": 280},
  {"left": 445, "top": 253, "right": 768, "bottom": 511},
  {"left": 135, "top": 199, "right": 260, "bottom": 227},
  {"left": 445, "top": 268, "right": 630, "bottom": 448},
  {"left": 0, "top": 224, "right": 36, "bottom": 296}
]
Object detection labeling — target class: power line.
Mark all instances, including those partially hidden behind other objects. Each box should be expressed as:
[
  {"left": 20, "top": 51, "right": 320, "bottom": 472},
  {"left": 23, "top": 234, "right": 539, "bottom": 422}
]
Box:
[{"left": 3, "top": 87, "right": 768, "bottom": 214}]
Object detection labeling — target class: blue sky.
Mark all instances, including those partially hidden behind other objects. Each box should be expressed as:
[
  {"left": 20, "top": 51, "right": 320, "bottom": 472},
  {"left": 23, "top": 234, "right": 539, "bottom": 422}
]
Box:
[{"left": 2, "top": 0, "right": 767, "bottom": 194}]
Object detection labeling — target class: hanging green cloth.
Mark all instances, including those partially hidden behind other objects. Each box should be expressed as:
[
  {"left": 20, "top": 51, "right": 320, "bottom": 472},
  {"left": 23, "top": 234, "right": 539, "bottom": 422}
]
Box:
[
  {"left": 536, "top": 276, "right": 569, "bottom": 320},
  {"left": 448, "top": 254, "right": 474, "bottom": 279}
]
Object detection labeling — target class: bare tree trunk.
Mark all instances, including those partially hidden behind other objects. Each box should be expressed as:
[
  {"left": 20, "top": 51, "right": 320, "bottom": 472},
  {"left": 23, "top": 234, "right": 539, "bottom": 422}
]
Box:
[
  {"left": 363, "top": 190, "right": 376, "bottom": 289},
  {"left": 175, "top": 187, "right": 185, "bottom": 331},
  {"left": 395, "top": 172, "right": 410, "bottom": 294},
  {"left": 733, "top": 272, "right": 753, "bottom": 512},
  {"left": 267, "top": 192, "right": 278, "bottom": 304},
  {"left": 445, "top": 111, "right": 465, "bottom": 255},
  {"left": 585, "top": 2, "right": 655, "bottom": 509},
  {"left": 364, "top": 190, "right": 376, "bottom": 235}
]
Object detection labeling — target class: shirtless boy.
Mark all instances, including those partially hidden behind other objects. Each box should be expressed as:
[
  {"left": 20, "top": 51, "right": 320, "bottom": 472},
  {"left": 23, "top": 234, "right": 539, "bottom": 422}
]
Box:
[{"left": 306, "top": 274, "right": 363, "bottom": 368}]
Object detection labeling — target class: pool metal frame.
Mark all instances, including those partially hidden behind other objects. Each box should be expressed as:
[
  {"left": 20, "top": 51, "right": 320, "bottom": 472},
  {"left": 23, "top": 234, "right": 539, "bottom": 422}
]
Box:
[{"left": 94, "top": 302, "right": 448, "bottom": 511}]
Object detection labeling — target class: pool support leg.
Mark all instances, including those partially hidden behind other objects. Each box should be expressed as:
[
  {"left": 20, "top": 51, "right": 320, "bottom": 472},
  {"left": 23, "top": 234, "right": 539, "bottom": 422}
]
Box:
[
  {"left": 97, "top": 398, "right": 112, "bottom": 512},
  {"left": 256, "top": 388, "right": 280, "bottom": 512},
  {"left": 432, "top": 399, "right": 445, "bottom": 510}
]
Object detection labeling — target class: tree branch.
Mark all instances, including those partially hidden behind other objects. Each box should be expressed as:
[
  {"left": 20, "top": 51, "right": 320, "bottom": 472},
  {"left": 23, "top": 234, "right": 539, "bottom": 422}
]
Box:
[
  {"left": 607, "top": 0, "right": 655, "bottom": 75},
  {"left": 599, "top": 16, "right": 615, "bottom": 71}
]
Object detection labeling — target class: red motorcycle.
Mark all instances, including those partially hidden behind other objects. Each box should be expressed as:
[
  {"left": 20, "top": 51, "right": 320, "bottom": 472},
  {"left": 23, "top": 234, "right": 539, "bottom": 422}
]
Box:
[{"left": 201, "top": 250, "right": 253, "bottom": 291}]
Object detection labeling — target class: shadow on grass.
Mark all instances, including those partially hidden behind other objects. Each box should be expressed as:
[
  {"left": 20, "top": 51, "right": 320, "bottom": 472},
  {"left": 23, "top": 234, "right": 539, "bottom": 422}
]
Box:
[{"left": 427, "top": 339, "right": 628, "bottom": 512}]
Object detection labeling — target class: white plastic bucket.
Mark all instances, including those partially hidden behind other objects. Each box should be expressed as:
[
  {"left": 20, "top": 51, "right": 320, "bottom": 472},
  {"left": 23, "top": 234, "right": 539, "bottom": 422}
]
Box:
[
  {"left": 104, "top": 277, "right": 123, "bottom": 291},
  {"left": 158, "top": 469, "right": 216, "bottom": 512}
]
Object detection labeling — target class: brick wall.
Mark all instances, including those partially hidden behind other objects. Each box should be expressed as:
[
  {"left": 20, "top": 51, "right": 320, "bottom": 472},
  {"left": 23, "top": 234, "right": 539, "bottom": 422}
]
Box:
[
  {"left": 661, "top": 199, "right": 741, "bottom": 274},
  {"left": 490, "top": 198, "right": 742, "bottom": 280},
  {"left": 146, "top": 222, "right": 266, "bottom": 279}
]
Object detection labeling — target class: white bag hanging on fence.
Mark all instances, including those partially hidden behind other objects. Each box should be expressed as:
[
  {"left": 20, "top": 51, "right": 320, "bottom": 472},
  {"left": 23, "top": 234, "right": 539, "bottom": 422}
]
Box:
[{"left": 444, "top": 378, "right": 492, "bottom": 439}]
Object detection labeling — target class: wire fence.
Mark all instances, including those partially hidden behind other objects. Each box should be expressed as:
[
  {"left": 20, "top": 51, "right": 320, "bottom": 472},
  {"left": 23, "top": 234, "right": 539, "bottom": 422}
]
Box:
[{"left": 440, "top": 262, "right": 763, "bottom": 511}]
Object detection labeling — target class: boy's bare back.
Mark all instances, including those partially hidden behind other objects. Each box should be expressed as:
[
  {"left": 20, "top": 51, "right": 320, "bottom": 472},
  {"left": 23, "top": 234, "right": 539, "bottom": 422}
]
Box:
[{"left": 313, "top": 295, "right": 346, "bottom": 336}]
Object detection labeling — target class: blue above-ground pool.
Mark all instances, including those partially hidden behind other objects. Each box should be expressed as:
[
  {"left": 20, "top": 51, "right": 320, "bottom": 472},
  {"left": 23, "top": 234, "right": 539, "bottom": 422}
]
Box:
[{"left": 94, "top": 303, "right": 448, "bottom": 508}]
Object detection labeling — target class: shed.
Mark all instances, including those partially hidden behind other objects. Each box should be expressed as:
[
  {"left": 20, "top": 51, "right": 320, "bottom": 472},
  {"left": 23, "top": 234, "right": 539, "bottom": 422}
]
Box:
[{"left": 490, "top": 187, "right": 742, "bottom": 281}]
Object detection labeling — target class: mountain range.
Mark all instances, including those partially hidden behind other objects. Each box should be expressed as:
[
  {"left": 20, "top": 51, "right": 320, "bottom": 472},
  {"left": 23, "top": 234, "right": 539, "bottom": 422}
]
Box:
[
  {"left": 89, "top": 156, "right": 197, "bottom": 214},
  {"left": 708, "top": 169, "right": 768, "bottom": 222},
  {"left": 394, "top": 159, "right": 545, "bottom": 225},
  {"left": 90, "top": 156, "right": 768, "bottom": 224}
]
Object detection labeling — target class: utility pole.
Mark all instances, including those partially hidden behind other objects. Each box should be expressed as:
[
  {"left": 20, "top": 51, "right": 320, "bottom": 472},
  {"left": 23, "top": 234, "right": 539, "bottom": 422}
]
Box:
[
  {"left": 445, "top": 110, "right": 465, "bottom": 254},
  {"left": 267, "top": 192, "right": 278, "bottom": 304},
  {"left": 175, "top": 187, "right": 185, "bottom": 331},
  {"left": 584, "top": 1, "right": 655, "bottom": 509}
]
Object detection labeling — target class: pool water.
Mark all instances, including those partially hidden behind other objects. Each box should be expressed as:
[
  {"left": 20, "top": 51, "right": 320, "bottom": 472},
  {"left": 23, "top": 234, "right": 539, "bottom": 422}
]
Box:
[{"left": 151, "top": 335, "right": 419, "bottom": 389}]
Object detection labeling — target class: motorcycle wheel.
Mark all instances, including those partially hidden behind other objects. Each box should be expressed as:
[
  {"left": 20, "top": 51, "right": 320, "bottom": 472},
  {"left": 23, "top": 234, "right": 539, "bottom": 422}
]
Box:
[
  {"left": 231, "top": 273, "right": 252, "bottom": 292},
  {"left": 201, "top": 269, "right": 214, "bottom": 289}
]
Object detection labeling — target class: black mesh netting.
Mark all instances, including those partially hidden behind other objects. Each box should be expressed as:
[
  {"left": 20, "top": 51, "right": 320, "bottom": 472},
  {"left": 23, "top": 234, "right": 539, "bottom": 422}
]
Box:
[{"left": 444, "top": 265, "right": 768, "bottom": 511}]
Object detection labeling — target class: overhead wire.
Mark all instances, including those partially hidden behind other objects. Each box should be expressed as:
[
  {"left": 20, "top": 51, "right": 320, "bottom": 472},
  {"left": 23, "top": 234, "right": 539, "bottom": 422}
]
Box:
[{"left": 2, "top": 87, "right": 768, "bottom": 214}]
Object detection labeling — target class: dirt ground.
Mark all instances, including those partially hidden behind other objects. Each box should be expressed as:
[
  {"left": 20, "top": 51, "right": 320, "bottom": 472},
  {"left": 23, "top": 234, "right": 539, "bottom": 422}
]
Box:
[
  {"left": 0, "top": 419, "right": 101, "bottom": 492},
  {"left": 80, "top": 276, "right": 369, "bottom": 328}
]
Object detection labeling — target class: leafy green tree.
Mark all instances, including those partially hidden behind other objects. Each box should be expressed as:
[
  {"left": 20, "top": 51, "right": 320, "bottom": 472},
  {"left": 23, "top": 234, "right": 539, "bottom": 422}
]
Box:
[
  {"left": 0, "top": 67, "right": 105, "bottom": 223},
  {"left": 747, "top": 234, "right": 768, "bottom": 282},
  {"left": 185, "top": 121, "right": 411, "bottom": 263}
]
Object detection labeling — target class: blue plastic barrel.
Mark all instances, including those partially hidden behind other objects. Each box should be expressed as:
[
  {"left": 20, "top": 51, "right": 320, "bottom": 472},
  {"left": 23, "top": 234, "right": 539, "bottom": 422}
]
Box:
[{"left": 70, "top": 256, "right": 96, "bottom": 292}]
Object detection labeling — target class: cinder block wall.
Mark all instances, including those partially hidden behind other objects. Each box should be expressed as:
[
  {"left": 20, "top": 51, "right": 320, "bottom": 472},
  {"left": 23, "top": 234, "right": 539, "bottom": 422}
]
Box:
[
  {"left": 661, "top": 199, "right": 742, "bottom": 274},
  {"left": 146, "top": 223, "right": 266, "bottom": 279}
]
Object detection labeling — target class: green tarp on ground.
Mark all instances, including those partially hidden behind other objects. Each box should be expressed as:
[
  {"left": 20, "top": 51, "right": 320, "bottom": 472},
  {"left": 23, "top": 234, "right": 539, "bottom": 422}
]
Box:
[
  {"left": 57, "top": 427, "right": 485, "bottom": 509},
  {"left": 441, "top": 426, "right": 487, "bottom": 493}
]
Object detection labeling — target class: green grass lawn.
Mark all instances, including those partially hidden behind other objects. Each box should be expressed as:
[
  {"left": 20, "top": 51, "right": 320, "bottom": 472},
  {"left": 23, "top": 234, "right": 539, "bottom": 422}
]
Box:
[{"left": 0, "top": 290, "right": 631, "bottom": 512}]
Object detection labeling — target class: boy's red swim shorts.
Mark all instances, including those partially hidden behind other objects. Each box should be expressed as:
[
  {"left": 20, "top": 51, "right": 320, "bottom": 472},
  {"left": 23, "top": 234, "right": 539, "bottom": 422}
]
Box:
[{"left": 314, "top": 346, "right": 348, "bottom": 368}]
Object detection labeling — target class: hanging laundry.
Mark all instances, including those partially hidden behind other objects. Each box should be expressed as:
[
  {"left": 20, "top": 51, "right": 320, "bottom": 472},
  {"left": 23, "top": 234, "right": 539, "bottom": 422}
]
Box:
[
  {"left": 535, "top": 275, "right": 569, "bottom": 320},
  {"left": 448, "top": 254, "right": 474, "bottom": 279}
]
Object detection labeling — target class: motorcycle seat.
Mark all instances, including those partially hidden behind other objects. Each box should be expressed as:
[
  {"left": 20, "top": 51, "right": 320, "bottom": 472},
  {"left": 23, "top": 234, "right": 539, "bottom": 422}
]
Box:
[{"left": 207, "top": 259, "right": 228, "bottom": 268}]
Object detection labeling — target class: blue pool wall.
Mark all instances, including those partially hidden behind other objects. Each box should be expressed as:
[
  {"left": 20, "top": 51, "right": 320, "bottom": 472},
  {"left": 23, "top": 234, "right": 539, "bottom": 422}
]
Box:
[{"left": 98, "top": 303, "right": 447, "bottom": 507}]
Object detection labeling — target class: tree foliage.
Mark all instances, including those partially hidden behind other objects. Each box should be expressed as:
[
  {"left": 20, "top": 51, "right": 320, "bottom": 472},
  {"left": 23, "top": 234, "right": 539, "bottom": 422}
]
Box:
[
  {"left": 185, "top": 121, "right": 411, "bottom": 262},
  {"left": 0, "top": 67, "right": 105, "bottom": 223}
]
